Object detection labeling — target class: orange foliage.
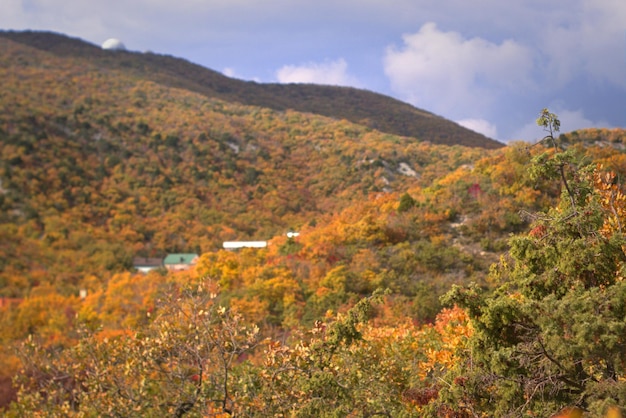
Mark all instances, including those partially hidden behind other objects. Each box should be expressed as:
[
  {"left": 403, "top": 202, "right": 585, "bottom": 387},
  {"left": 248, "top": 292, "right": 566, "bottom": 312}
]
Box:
[
  {"left": 594, "top": 166, "right": 626, "bottom": 239},
  {"left": 418, "top": 306, "right": 473, "bottom": 381}
]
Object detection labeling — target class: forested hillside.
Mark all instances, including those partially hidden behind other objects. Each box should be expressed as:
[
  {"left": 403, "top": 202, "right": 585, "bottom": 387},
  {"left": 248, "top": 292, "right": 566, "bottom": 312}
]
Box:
[
  {"left": 0, "top": 30, "right": 503, "bottom": 149},
  {"left": 0, "top": 33, "right": 503, "bottom": 298},
  {"left": 1, "top": 31, "right": 626, "bottom": 416}
]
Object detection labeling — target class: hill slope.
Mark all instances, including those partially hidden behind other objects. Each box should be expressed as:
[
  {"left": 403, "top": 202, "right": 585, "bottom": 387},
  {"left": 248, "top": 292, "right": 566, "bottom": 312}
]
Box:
[
  {"left": 0, "top": 33, "right": 498, "bottom": 292},
  {"left": 2, "top": 30, "right": 621, "bottom": 296},
  {"left": 0, "top": 30, "right": 503, "bottom": 149}
]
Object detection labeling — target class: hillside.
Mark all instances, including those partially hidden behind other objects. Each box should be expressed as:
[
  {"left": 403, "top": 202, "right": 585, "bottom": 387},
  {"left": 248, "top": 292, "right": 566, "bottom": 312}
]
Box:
[
  {"left": 0, "top": 32, "right": 499, "bottom": 294},
  {"left": 2, "top": 30, "right": 625, "bottom": 299},
  {"left": 560, "top": 127, "right": 626, "bottom": 148},
  {"left": 3, "top": 30, "right": 626, "bottom": 415},
  {"left": 0, "top": 30, "right": 503, "bottom": 149}
]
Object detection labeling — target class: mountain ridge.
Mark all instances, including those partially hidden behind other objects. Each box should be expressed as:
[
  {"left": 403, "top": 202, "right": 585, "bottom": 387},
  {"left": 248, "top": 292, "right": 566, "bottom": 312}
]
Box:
[{"left": 0, "top": 30, "right": 503, "bottom": 149}]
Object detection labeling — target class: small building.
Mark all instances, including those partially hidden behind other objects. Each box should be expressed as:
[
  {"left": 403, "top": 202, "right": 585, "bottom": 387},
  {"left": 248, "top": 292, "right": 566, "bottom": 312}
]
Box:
[
  {"left": 223, "top": 241, "right": 267, "bottom": 250},
  {"left": 163, "top": 253, "right": 199, "bottom": 271},
  {"left": 101, "top": 38, "right": 127, "bottom": 51},
  {"left": 133, "top": 257, "right": 164, "bottom": 273}
]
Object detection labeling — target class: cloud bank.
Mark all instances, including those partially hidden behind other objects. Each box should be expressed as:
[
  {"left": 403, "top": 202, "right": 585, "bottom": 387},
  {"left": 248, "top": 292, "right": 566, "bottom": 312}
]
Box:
[
  {"left": 456, "top": 118, "right": 498, "bottom": 139},
  {"left": 275, "top": 59, "right": 358, "bottom": 86},
  {"left": 383, "top": 22, "right": 535, "bottom": 137}
]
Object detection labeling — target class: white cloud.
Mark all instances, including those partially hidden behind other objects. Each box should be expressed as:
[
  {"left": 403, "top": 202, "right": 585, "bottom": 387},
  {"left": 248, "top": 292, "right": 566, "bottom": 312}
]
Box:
[
  {"left": 559, "top": 109, "right": 612, "bottom": 131},
  {"left": 383, "top": 22, "right": 535, "bottom": 118},
  {"left": 275, "top": 58, "right": 358, "bottom": 86},
  {"left": 512, "top": 107, "right": 613, "bottom": 142},
  {"left": 456, "top": 118, "right": 498, "bottom": 139}
]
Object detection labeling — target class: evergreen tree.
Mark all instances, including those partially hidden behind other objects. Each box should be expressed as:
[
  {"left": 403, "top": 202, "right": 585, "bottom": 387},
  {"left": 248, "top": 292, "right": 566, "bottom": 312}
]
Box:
[
  {"left": 398, "top": 192, "right": 417, "bottom": 213},
  {"left": 440, "top": 110, "right": 626, "bottom": 417}
]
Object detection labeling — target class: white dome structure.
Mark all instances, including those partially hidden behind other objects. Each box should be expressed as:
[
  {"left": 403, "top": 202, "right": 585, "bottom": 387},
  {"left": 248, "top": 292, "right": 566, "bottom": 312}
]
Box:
[{"left": 101, "top": 38, "right": 126, "bottom": 51}]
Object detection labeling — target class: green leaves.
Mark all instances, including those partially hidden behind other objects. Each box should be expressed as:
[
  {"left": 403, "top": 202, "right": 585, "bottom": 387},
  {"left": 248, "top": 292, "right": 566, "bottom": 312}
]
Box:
[
  {"left": 537, "top": 107, "right": 561, "bottom": 138},
  {"left": 440, "top": 110, "right": 626, "bottom": 415}
]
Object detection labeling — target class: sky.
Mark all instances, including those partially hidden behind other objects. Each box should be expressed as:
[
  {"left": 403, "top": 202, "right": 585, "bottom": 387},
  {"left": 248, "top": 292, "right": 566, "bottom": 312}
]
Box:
[{"left": 3, "top": 0, "right": 626, "bottom": 142}]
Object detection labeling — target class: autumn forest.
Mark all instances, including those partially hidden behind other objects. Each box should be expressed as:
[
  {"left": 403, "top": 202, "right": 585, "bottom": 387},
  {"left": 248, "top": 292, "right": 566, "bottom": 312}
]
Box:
[{"left": 1, "top": 31, "right": 626, "bottom": 417}]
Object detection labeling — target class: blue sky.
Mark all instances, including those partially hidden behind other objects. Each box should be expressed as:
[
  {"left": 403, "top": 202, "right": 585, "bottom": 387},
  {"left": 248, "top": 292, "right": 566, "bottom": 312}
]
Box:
[{"left": 3, "top": 0, "right": 625, "bottom": 142}]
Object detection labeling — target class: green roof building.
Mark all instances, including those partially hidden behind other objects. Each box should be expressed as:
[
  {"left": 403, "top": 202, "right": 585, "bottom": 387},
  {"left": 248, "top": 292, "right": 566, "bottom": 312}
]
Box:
[{"left": 163, "top": 253, "right": 199, "bottom": 271}]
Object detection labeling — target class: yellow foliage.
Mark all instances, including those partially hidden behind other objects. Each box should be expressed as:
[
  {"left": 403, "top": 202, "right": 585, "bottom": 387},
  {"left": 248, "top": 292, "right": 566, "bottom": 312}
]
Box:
[
  {"left": 12, "top": 285, "right": 80, "bottom": 344},
  {"left": 594, "top": 166, "right": 626, "bottom": 239},
  {"left": 551, "top": 406, "right": 622, "bottom": 418},
  {"left": 97, "top": 272, "right": 165, "bottom": 329},
  {"left": 196, "top": 251, "right": 242, "bottom": 290},
  {"left": 229, "top": 296, "right": 270, "bottom": 324}
]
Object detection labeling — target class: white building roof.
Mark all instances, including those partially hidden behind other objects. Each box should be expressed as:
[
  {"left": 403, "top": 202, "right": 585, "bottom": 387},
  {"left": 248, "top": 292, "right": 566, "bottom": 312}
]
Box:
[{"left": 223, "top": 241, "right": 267, "bottom": 249}]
